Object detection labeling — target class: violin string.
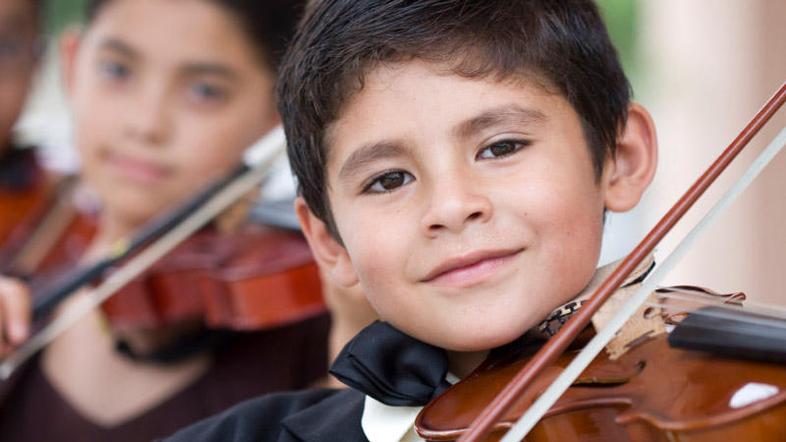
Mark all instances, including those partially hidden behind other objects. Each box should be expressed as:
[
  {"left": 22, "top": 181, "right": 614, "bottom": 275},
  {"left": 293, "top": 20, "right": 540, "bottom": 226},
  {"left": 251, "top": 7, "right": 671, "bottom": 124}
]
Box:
[
  {"left": 0, "top": 128, "right": 287, "bottom": 380},
  {"left": 499, "top": 122, "right": 786, "bottom": 442}
]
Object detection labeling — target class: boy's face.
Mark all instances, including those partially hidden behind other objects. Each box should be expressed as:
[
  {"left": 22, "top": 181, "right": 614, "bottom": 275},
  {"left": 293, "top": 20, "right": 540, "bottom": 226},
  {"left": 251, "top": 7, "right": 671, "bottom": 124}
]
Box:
[
  {"left": 323, "top": 62, "right": 609, "bottom": 352},
  {"left": 66, "top": 0, "right": 278, "bottom": 226},
  {"left": 0, "top": 0, "right": 37, "bottom": 151}
]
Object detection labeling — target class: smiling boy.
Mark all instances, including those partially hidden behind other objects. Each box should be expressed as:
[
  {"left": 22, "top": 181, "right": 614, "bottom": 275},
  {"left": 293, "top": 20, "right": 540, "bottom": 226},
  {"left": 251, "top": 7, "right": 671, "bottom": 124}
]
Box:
[{"left": 164, "top": 0, "right": 657, "bottom": 440}]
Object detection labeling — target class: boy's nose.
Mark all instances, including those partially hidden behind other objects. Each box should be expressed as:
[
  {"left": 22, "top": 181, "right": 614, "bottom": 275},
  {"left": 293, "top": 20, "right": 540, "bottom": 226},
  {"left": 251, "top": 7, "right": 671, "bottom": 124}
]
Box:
[
  {"left": 421, "top": 176, "right": 493, "bottom": 236},
  {"left": 124, "top": 86, "right": 171, "bottom": 146}
]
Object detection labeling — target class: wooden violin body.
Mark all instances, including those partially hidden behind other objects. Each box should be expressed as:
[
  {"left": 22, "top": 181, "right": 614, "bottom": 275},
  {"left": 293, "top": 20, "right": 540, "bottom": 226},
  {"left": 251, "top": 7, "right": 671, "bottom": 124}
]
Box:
[
  {"left": 417, "top": 330, "right": 786, "bottom": 441},
  {"left": 102, "top": 224, "right": 325, "bottom": 333},
  {"left": 14, "top": 205, "right": 325, "bottom": 336}
]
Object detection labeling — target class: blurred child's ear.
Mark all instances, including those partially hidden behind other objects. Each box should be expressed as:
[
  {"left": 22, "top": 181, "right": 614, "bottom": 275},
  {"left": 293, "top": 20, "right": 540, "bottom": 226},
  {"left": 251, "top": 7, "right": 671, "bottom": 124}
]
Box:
[
  {"left": 602, "top": 103, "right": 658, "bottom": 212},
  {"left": 295, "top": 197, "right": 360, "bottom": 289},
  {"left": 58, "top": 27, "right": 82, "bottom": 97}
]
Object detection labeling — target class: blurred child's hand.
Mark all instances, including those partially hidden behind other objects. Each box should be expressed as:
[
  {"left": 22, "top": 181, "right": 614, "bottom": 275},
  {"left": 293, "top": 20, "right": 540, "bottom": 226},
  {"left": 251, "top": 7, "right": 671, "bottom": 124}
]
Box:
[{"left": 0, "top": 276, "right": 31, "bottom": 357}]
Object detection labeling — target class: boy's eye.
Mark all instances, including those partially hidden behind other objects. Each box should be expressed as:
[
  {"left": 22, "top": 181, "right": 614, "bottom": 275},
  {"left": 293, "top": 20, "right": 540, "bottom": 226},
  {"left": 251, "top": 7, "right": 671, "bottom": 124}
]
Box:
[
  {"left": 476, "top": 139, "right": 530, "bottom": 160},
  {"left": 99, "top": 59, "right": 132, "bottom": 81},
  {"left": 364, "top": 170, "right": 414, "bottom": 194},
  {"left": 188, "top": 82, "right": 228, "bottom": 103}
]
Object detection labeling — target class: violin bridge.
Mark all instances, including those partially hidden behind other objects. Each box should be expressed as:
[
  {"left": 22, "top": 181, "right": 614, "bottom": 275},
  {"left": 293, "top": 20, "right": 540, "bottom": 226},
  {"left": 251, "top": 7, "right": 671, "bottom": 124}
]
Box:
[{"left": 592, "top": 287, "right": 666, "bottom": 360}]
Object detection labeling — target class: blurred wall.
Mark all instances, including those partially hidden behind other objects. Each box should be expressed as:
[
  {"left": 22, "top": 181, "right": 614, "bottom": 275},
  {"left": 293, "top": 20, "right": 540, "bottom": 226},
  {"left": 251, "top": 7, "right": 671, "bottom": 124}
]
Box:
[{"left": 638, "top": 0, "right": 786, "bottom": 304}]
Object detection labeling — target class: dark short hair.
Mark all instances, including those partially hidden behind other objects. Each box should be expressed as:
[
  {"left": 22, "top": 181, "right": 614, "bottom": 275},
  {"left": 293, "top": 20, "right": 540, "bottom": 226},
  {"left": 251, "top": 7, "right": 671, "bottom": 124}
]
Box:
[
  {"left": 278, "top": 0, "right": 631, "bottom": 238},
  {"left": 85, "top": 0, "right": 305, "bottom": 72}
]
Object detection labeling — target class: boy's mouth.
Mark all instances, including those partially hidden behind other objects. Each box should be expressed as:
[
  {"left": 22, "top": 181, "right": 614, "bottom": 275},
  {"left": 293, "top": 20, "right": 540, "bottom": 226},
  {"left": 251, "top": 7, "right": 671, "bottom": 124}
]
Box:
[
  {"left": 105, "top": 151, "right": 171, "bottom": 185},
  {"left": 421, "top": 248, "right": 524, "bottom": 288}
]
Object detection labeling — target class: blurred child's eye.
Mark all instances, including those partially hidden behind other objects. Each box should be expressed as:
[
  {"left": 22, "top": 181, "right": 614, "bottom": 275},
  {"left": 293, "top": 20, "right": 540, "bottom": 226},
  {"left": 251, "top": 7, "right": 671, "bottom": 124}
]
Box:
[
  {"left": 363, "top": 170, "right": 414, "bottom": 194},
  {"left": 476, "top": 139, "right": 530, "bottom": 160},
  {"left": 188, "top": 82, "right": 228, "bottom": 103},
  {"left": 99, "top": 59, "right": 132, "bottom": 82}
]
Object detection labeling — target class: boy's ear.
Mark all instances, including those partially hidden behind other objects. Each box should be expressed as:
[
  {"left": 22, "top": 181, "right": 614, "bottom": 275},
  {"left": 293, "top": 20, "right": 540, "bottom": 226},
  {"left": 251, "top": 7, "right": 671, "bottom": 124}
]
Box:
[
  {"left": 59, "top": 27, "right": 82, "bottom": 97},
  {"left": 602, "top": 103, "right": 658, "bottom": 212},
  {"left": 295, "top": 197, "right": 359, "bottom": 288}
]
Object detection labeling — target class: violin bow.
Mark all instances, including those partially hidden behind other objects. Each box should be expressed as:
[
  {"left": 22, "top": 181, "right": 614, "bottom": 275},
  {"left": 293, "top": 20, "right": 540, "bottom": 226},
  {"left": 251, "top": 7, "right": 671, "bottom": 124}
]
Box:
[
  {"left": 0, "top": 127, "right": 287, "bottom": 380},
  {"left": 459, "top": 81, "right": 786, "bottom": 442}
]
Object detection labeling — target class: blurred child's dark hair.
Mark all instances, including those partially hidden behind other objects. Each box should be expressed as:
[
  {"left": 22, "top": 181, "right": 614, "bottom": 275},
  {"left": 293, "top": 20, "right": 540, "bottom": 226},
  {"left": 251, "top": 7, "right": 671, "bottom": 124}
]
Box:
[
  {"left": 278, "top": 0, "right": 632, "bottom": 239},
  {"left": 85, "top": 0, "right": 304, "bottom": 72}
]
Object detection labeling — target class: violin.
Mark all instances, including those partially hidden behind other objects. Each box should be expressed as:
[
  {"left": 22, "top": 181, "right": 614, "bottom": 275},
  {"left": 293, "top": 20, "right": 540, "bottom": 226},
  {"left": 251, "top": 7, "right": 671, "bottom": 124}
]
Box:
[
  {"left": 100, "top": 223, "right": 324, "bottom": 335},
  {"left": 416, "top": 83, "right": 786, "bottom": 441},
  {"left": 7, "top": 191, "right": 324, "bottom": 362},
  {"left": 417, "top": 312, "right": 786, "bottom": 441},
  {"left": 0, "top": 127, "right": 326, "bottom": 376}
]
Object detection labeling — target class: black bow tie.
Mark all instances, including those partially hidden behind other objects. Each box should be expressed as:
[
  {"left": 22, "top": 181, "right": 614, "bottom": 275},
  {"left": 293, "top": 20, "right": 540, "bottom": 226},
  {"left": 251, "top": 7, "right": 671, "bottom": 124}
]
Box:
[{"left": 329, "top": 321, "right": 451, "bottom": 406}]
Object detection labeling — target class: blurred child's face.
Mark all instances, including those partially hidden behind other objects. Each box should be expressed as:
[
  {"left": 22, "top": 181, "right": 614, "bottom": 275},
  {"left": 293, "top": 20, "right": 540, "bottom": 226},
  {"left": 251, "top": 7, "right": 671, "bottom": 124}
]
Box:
[
  {"left": 324, "top": 62, "right": 609, "bottom": 352},
  {"left": 0, "top": 0, "right": 37, "bottom": 151},
  {"left": 67, "top": 0, "right": 278, "bottom": 226}
]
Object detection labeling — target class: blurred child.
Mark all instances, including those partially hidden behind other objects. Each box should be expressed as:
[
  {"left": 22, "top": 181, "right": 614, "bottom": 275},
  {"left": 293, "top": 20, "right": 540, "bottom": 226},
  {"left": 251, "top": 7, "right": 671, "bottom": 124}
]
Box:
[
  {"left": 164, "top": 0, "right": 659, "bottom": 440},
  {"left": 0, "top": 1, "right": 336, "bottom": 440}
]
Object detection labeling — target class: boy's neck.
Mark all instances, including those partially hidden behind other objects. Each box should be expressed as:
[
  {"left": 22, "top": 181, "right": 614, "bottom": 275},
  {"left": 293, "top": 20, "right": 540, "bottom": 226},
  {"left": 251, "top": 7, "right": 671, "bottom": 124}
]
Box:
[{"left": 447, "top": 349, "right": 489, "bottom": 379}]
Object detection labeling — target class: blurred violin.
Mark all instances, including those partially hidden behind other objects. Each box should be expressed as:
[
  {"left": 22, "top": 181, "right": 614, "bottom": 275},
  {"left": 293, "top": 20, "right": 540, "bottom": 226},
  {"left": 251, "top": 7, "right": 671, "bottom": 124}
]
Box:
[
  {"left": 101, "top": 224, "right": 324, "bottom": 336},
  {"left": 0, "top": 127, "right": 326, "bottom": 377},
  {"left": 416, "top": 82, "right": 786, "bottom": 441}
]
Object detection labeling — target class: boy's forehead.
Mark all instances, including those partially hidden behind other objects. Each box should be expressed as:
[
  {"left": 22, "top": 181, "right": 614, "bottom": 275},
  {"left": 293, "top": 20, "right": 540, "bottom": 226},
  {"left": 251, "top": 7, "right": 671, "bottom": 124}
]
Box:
[{"left": 82, "top": 0, "right": 266, "bottom": 75}]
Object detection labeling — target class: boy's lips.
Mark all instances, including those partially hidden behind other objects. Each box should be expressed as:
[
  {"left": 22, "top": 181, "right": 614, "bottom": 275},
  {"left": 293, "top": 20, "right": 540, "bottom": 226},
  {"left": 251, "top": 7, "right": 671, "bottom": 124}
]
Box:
[
  {"left": 421, "top": 248, "right": 524, "bottom": 288},
  {"left": 105, "top": 151, "right": 171, "bottom": 184}
]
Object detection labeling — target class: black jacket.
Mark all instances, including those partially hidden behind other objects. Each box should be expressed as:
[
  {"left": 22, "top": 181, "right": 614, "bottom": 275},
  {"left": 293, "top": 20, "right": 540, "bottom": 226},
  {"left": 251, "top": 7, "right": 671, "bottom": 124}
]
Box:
[{"left": 161, "top": 388, "right": 369, "bottom": 442}]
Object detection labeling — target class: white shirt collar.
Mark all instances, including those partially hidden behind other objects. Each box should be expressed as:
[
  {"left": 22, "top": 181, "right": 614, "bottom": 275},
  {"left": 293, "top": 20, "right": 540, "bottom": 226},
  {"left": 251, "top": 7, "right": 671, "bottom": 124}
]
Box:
[{"left": 361, "top": 373, "right": 459, "bottom": 442}]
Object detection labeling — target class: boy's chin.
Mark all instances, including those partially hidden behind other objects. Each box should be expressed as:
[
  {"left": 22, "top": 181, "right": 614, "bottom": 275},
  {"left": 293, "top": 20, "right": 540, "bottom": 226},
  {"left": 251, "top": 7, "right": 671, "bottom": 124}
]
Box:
[{"left": 410, "top": 320, "right": 534, "bottom": 354}]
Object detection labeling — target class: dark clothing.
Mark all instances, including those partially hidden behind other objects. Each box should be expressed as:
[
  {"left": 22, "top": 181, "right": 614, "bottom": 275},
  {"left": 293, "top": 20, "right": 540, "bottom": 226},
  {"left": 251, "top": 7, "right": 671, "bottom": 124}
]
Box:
[
  {"left": 162, "top": 388, "right": 368, "bottom": 442},
  {"left": 0, "top": 313, "right": 331, "bottom": 442},
  {"left": 0, "top": 145, "right": 39, "bottom": 190}
]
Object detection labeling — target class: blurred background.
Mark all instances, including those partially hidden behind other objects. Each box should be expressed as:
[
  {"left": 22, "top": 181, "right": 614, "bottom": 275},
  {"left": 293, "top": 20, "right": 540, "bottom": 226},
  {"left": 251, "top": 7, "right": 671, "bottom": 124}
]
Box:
[{"left": 15, "top": 0, "right": 786, "bottom": 305}]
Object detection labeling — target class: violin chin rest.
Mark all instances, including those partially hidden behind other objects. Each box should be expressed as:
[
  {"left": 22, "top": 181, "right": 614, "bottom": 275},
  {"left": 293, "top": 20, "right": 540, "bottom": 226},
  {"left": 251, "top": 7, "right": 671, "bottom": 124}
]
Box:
[{"left": 669, "top": 306, "right": 786, "bottom": 364}]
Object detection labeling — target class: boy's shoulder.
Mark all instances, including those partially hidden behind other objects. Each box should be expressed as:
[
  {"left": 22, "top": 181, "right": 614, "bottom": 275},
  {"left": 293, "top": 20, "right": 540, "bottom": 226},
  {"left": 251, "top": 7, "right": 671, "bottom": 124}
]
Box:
[{"left": 160, "top": 387, "right": 368, "bottom": 442}]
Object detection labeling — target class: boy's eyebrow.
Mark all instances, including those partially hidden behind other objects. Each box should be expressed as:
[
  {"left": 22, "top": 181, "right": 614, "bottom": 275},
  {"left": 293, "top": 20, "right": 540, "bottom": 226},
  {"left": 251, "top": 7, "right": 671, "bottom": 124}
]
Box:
[
  {"left": 98, "top": 38, "right": 138, "bottom": 58},
  {"left": 180, "top": 63, "right": 238, "bottom": 80},
  {"left": 336, "top": 105, "right": 546, "bottom": 181},
  {"left": 338, "top": 141, "right": 406, "bottom": 181},
  {"left": 454, "top": 105, "right": 548, "bottom": 139},
  {"left": 98, "top": 38, "right": 237, "bottom": 80}
]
